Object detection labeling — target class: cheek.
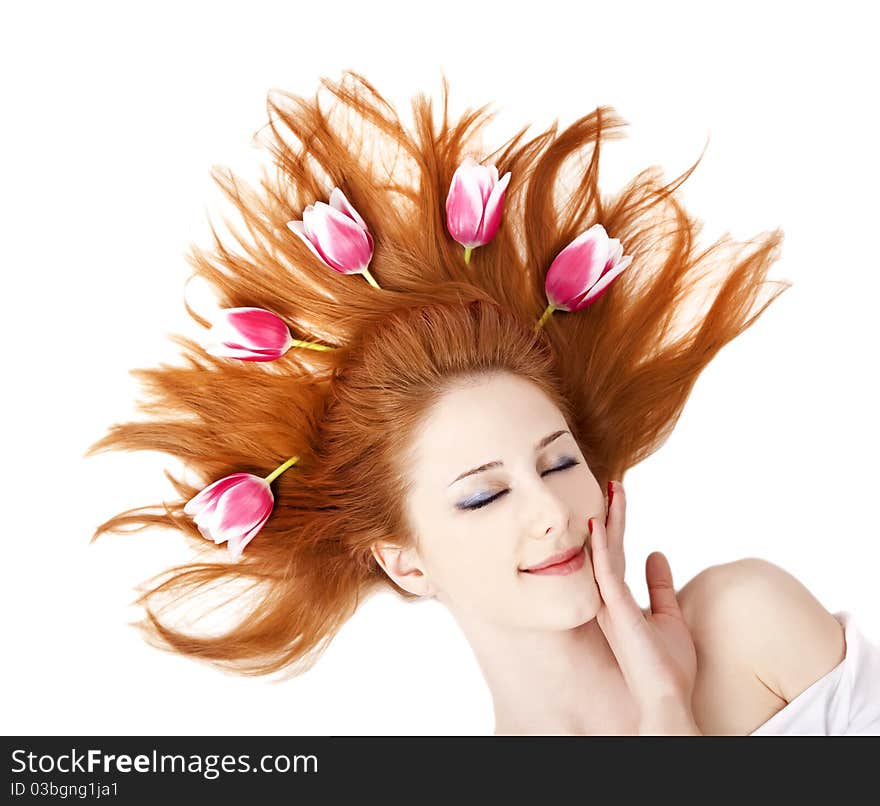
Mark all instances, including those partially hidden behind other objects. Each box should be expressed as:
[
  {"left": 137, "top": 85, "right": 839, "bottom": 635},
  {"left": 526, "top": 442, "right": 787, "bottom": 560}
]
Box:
[
  {"left": 438, "top": 532, "right": 510, "bottom": 584},
  {"left": 422, "top": 528, "right": 517, "bottom": 605}
]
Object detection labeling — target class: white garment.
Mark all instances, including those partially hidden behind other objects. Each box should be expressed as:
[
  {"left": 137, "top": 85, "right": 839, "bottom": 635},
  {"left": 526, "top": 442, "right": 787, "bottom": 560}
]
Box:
[{"left": 749, "top": 610, "right": 880, "bottom": 735}]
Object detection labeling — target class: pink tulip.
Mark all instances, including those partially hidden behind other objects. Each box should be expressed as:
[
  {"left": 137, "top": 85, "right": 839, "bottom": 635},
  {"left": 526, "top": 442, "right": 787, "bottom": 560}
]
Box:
[
  {"left": 204, "top": 307, "right": 294, "bottom": 362},
  {"left": 535, "top": 224, "right": 633, "bottom": 330},
  {"left": 184, "top": 456, "right": 300, "bottom": 557},
  {"left": 287, "top": 187, "right": 380, "bottom": 288},
  {"left": 445, "top": 156, "right": 512, "bottom": 263},
  {"left": 183, "top": 473, "right": 274, "bottom": 557}
]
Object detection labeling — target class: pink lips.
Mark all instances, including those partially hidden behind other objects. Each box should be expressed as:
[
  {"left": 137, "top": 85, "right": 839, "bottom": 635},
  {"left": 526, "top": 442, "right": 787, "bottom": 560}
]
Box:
[{"left": 521, "top": 544, "right": 586, "bottom": 575}]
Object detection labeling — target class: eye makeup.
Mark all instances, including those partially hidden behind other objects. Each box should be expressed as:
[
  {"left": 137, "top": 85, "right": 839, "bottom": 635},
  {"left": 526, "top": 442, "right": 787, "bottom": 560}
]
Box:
[
  {"left": 455, "top": 457, "right": 581, "bottom": 512},
  {"left": 448, "top": 429, "right": 571, "bottom": 487}
]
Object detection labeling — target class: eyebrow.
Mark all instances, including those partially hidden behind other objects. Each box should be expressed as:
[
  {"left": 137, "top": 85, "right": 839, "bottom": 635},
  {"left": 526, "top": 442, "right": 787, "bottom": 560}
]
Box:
[{"left": 447, "top": 429, "right": 571, "bottom": 487}]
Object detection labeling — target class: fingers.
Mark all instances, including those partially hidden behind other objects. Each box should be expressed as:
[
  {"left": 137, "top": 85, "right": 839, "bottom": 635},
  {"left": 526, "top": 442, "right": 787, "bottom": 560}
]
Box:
[
  {"left": 589, "top": 515, "right": 645, "bottom": 631},
  {"left": 606, "top": 479, "right": 625, "bottom": 530},
  {"left": 605, "top": 480, "right": 626, "bottom": 572},
  {"left": 645, "top": 551, "right": 683, "bottom": 619}
]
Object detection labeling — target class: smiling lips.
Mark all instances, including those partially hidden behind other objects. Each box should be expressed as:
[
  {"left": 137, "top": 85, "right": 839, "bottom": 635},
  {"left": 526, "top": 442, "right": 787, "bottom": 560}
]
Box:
[{"left": 520, "top": 543, "right": 587, "bottom": 575}]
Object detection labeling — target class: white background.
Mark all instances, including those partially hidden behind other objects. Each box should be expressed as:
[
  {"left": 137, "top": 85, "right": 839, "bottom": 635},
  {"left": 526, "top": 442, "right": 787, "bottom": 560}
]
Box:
[{"left": 2, "top": 0, "right": 877, "bottom": 735}]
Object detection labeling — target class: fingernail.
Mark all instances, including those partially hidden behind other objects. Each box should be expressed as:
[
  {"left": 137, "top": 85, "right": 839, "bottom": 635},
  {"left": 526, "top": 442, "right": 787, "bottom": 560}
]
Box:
[
  {"left": 607, "top": 481, "right": 614, "bottom": 508},
  {"left": 587, "top": 518, "right": 593, "bottom": 536}
]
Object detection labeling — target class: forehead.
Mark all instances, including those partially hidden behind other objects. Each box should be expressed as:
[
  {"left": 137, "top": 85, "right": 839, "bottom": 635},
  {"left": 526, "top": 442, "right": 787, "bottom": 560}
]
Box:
[{"left": 408, "top": 373, "right": 565, "bottom": 472}]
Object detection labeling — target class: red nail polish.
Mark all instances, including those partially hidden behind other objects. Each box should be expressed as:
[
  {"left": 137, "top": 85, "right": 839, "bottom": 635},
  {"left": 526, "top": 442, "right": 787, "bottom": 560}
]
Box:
[
  {"left": 588, "top": 518, "right": 593, "bottom": 536},
  {"left": 607, "top": 481, "right": 614, "bottom": 508}
]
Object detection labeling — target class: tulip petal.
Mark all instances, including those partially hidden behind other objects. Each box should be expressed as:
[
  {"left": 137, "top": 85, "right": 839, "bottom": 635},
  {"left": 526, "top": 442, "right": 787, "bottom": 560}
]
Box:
[
  {"left": 193, "top": 513, "right": 226, "bottom": 545},
  {"left": 183, "top": 473, "right": 251, "bottom": 516},
  {"left": 572, "top": 255, "right": 633, "bottom": 309},
  {"left": 444, "top": 157, "right": 512, "bottom": 248},
  {"left": 445, "top": 168, "right": 484, "bottom": 244},
  {"left": 216, "top": 476, "right": 271, "bottom": 527},
  {"left": 303, "top": 203, "right": 373, "bottom": 272},
  {"left": 545, "top": 243, "right": 602, "bottom": 308},
  {"left": 204, "top": 310, "right": 293, "bottom": 363},
  {"left": 227, "top": 512, "right": 271, "bottom": 558},
  {"left": 568, "top": 224, "right": 612, "bottom": 287},
  {"left": 205, "top": 343, "right": 289, "bottom": 362},
  {"left": 606, "top": 238, "right": 624, "bottom": 269},
  {"left": 475, "top": 171, "right": 511, "bottom": 244},
  {"left": 469, "top": 160, "right": 494, "bottom": 206},
  {"left": 206, "top": 479, "right": 272, "bottom": 543},
  {"left": 328, "top": 186, "right": 368, "bottom": 230},
  {"left": 220, "top": 308, "right": 291, "bottom": 352},
  {"left": 184, "top": 473, "right": 277, "bottom": 556},
  {"left": 544, "top": 225, "right": 613, "bottom": 308},
  {"left": 287, "top": 219, "right": 335, "bottom": 267}
]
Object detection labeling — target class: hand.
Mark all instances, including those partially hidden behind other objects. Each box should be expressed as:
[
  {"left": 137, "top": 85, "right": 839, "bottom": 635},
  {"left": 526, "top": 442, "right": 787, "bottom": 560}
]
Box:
[{"left": 588, "top": 481, "right": 699, "bottom": 730}]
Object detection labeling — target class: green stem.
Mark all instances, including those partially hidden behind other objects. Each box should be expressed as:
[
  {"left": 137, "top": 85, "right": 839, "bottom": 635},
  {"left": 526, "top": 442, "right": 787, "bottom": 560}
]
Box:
[
  {"left": 534, "top": 303, "right": 557, "bottom": 332},
  {"left": 265, "top": 455, "right": 300, "bottom": 484},
  {"left": 464, "top": 246, "right": 473, "bottom": 265},
  {"left": 361, "top": 267, "right": 382, "bottom": 289},
  {"left": 290, "top": 338, "right": 335, "bottom": 351}
]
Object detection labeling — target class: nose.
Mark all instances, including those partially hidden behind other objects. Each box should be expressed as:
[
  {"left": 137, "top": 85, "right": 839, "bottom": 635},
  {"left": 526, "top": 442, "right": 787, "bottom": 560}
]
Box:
[{"left": 527, "top": 481, "right": 571, "bottom": 540}]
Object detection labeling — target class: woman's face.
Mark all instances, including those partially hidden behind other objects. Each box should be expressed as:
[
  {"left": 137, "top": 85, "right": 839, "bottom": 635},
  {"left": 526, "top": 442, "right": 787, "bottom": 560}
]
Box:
[{"left": 383, "top": 371, "right": 606, "bottom": 631}]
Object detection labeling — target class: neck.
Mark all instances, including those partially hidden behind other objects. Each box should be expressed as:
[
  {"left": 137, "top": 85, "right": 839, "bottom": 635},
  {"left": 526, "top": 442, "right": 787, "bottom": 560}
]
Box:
[{"left": 452, "top": 608, "right": 640, "bottom": 735}]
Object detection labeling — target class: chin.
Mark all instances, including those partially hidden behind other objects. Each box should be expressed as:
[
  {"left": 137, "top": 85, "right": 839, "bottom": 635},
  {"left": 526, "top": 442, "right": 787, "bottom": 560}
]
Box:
[
  {"left": 521, "top": 585, "right": 601, "bottom": 631},
  {"left": 561, "top": 597, "right": 602, "bottom": 630}
]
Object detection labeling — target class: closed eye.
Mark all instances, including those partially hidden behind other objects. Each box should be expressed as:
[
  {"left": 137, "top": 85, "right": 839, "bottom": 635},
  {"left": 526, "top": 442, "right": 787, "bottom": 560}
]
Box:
[{"left": 457, "top": 457, "right": 581, "bottom": 512}]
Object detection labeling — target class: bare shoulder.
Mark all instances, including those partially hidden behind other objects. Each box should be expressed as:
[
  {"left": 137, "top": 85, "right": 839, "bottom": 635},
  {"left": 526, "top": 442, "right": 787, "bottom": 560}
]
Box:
[{"left": 677, "top": 557, "right": 847, "bottom": 709}]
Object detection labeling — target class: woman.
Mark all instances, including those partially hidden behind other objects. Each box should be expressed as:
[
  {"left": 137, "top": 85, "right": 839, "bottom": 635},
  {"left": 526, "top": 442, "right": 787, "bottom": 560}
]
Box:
[
  {"left": 371, "top": 366, "right": 853, "bottom": 736},
  {"left": 87, "top": 70, "right": 879, "bottom": 735}
]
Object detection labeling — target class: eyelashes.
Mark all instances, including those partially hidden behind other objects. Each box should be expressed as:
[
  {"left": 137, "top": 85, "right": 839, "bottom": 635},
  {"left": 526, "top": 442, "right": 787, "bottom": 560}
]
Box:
[{"left": 458, "top": 457, "right": 581, "bottom": 512}]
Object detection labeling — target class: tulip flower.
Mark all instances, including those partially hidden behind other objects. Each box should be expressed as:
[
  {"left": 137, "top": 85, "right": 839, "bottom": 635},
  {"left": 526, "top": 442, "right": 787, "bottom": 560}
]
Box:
[
  {"left": 204, "top": 307, "right": 333, "bottom": 362},
  {"left": 287, "top": 187, "right": 381, "bottom": 289},
  {"left": 183, "top": 456, "right": 300, "bottom": 557},
  {"left": 445, "top": 156, "right": 512, "bottom": 264},
  {"left": 535, "top": 224, "right": 633, "bottom": 331}
]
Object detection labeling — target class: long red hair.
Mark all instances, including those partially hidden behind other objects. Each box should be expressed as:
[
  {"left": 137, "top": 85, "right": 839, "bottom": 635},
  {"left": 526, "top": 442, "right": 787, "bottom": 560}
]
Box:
[{"left": 87, "top": 70, "right": 789, "bottom": 680}]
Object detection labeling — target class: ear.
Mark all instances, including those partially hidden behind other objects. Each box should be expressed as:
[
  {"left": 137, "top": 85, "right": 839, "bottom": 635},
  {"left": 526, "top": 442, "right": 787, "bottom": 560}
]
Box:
[{"left": 371, "top": 540, "right": 436, "bottom": 597}]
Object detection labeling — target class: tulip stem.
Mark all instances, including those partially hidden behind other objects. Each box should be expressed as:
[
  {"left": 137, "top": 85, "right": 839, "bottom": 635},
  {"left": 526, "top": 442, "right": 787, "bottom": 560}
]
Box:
[
  {"left": 361, "top": 268, "right": 382, "bottom": 289},
  {"left": 290, "top": 338, "right": 335, "bottom": 351},
  {"left": 464, "top": 246, "right": 473, "bottom": 265},
  {"left": 265, "top": 455, "right": 300, "bottom": 484},
  {"left": 534, "top": 304, "right": 557, "bottom": 332}
]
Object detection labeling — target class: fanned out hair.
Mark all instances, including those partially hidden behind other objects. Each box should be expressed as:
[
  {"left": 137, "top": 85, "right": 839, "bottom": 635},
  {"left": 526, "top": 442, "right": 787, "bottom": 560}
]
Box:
[{"left": 86, "top": 69, "right": 790, "bottom": 681}]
